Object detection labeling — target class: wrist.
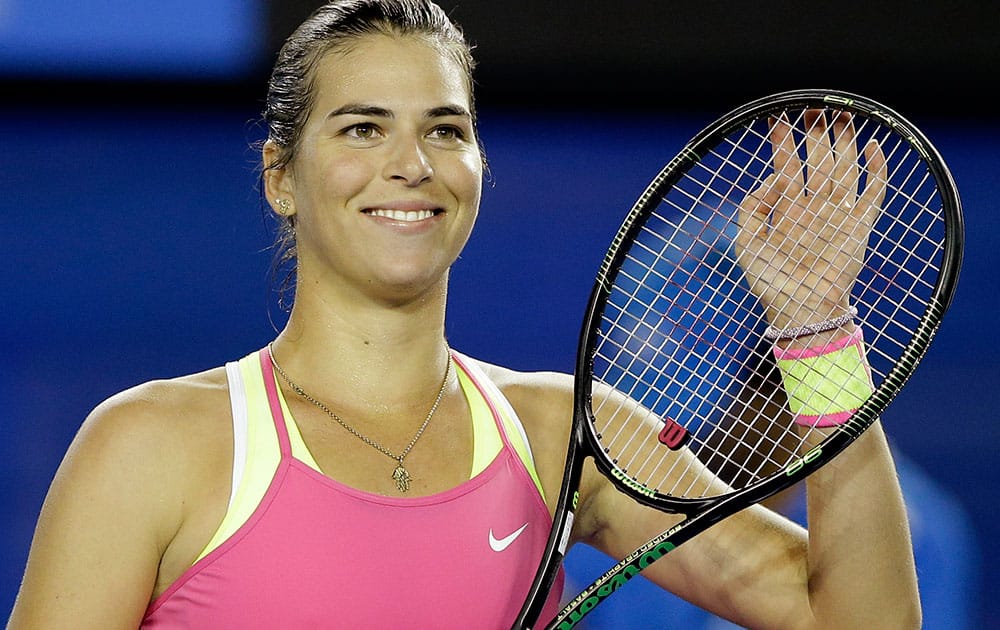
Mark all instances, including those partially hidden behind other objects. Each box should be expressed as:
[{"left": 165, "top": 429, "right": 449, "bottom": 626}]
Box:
[
  {"left": 773, "top": 327, "right": 874, "bottom": 427},
  {"left": 764, "top": 306, "right": 859, "bottom": 341}
]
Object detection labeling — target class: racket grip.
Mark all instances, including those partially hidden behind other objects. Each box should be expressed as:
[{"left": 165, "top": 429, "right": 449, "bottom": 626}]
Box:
[{"left": 773, "top": 328, "right": 874, "bottom": 427}]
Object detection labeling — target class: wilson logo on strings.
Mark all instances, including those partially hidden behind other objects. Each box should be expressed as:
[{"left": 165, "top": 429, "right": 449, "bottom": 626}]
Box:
[{"left": 658, "top": 417, "right": 690, "bottom": 450}]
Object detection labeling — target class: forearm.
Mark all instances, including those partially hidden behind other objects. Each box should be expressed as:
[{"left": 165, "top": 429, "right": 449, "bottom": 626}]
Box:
[
  {"left": 775, "top": 324, "right": 920, "bottom": 627},
  {"left": 801, "top": 422, "right": 921, "bottom": 628}
]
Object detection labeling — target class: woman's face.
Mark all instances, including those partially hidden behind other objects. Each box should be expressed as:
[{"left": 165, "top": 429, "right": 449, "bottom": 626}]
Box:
[{"left": 269, "top": 33, "right": 482, "bottom": 303}]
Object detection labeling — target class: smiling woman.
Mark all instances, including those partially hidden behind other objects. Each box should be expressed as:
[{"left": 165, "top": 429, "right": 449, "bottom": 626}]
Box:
[{"left": 6, "top": 1, "right": 921, "bottom": 629}]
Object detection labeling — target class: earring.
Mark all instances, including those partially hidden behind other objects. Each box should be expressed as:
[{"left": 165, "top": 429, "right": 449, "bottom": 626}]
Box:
[{"left": 276, "top": 198, "right": 292, "bottom": 215}]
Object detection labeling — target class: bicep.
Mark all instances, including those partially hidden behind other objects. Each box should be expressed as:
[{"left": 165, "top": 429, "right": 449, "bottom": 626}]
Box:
[{"left": 9, "top": 404, "right": 180, "bottom": 629}]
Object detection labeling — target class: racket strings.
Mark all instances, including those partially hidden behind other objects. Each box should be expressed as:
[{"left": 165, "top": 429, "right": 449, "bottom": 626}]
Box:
[
  {"left": 597, "top": 114, "right": 817, "bottom": 487},
  {"left": 598, "top": 132, "right": 793, "bottom": 491},
  {"left": 590, "top": 104, "right": 947, "bottom": 500},
  {"left": 850, "top": 136, "right": 944, "bottom": 371}
]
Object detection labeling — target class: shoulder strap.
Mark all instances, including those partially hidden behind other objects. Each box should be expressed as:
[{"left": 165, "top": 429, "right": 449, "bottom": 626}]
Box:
[
  {"left": 451, "top": 351, "right": 545, "bottom": 500},
  {"left": 224, "top": 361, "right": 249, "bottom": 512},
  {"left": 258, "top": 346, "right": 293, "bottom": 457}
]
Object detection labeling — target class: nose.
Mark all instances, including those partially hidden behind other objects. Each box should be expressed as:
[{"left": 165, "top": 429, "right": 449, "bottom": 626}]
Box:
[{"left": 383, "top": 136, "right": 434, "bottom": 185}]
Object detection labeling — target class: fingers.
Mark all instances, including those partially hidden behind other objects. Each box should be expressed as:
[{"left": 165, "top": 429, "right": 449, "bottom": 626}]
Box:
[
  {"left": 744, "top": 107, "right": 884, "bottom": 240},
  {"left": 803, "top": 109, "right": 834, "bottom": 198},
  {"left": 770, "top": 113, "right": 803, "bottom": 200},
  {"left": 858, "top": 138, "right": 887, "bottom": 217},
  {"left": 829, "top": 111, "right": 861, "bottom": 206}
]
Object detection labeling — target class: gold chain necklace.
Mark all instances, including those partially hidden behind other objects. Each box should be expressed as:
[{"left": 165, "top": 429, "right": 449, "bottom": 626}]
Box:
[{"left": 268, "top": 344, "right": 451, "bottom": 493}]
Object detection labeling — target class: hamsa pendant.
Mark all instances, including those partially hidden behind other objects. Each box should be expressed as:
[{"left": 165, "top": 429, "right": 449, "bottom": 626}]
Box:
[{"left": 393, "top": 464, "right": 411, "bottom": 492}]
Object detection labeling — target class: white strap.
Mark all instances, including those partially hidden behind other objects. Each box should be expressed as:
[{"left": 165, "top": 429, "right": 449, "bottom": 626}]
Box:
[{"left": 224, "top": 361, "right": 249, "bottom": 513}]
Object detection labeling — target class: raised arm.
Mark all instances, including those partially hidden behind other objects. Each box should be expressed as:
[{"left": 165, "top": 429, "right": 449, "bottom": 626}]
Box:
[
  {"left": 577, "top": 109, "right": 920, "bottom": 629},
  {"left": 733, "top": 109, "right": 920, "bottom": 626}
]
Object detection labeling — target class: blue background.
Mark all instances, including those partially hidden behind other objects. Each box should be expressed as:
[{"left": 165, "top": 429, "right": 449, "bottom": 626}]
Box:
[
  {"left": 2, "top": 1, "right": 998, "bottom": 627},
  {"left": 0, "top": 0, "right": 262, "bottom": 78}
]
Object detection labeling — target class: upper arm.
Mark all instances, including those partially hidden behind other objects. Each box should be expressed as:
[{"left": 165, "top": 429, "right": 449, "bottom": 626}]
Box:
[
  {"left": 484, "top": 356, "right": 914, "bottom": 629},
  {"left": 8, "top": 385, "right": 193, "bottom": 629}
]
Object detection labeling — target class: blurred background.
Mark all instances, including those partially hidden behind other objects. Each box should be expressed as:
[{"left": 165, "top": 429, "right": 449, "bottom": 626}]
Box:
[{"left": 2, "top": 1, "right": 997, "bottom": 627}]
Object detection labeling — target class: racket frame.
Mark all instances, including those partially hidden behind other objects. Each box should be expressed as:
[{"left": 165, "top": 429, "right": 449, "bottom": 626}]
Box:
[{"left": 514, "top": 88, "right": 963, "bottom": 630}]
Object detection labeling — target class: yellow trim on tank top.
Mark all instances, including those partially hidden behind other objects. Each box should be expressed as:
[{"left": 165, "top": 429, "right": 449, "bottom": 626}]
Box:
[
  {"left": 195, "top": 352, "right": 544, "bottom": 563},
  {"left": 195, "top": 354, "right": 281, "bottom": 562},
  {"left": 457, "top": 359, "right": 545, "bottom": 498}
]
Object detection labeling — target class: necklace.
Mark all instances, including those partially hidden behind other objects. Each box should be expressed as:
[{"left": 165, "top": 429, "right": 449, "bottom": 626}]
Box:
[{"left": 268, "top": 344, "right": 451, "bottom": 493}]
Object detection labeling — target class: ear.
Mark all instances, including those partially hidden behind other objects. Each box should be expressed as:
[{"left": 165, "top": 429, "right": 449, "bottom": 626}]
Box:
[{"left": 263, "top": 140, "right": 296, "bottom": 217}]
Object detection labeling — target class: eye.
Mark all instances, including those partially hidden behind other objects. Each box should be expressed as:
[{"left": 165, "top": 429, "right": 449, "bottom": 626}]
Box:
[
  {"left": 428, "top": 125, "right": 466, "bottom": 142},
  {"left": 344, "top": 123, "right": 382, "bottom": 140}
]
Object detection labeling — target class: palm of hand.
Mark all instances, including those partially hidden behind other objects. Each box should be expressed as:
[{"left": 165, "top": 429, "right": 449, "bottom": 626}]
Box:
[{"left": 735, "top": 110, "right": 887, "bottom": 329}]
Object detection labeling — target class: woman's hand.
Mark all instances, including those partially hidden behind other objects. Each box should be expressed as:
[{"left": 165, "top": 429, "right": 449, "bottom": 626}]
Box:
[{"left": 736, "top": 110, "right": 887, "bottom": 329}]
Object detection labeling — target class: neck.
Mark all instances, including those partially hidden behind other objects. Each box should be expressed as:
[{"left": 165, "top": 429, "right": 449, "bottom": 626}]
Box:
[{"left": 269, "top": 279, "right": 451, "bottom": 411}]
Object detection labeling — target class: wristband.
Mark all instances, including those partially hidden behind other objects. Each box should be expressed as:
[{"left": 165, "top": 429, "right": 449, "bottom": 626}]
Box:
[{"left": 773, "top": 327, "right": 874, "bottom": 427}]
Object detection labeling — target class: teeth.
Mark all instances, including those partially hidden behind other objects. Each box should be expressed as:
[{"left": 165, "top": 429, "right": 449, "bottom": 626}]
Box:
[{"left": 369, "top": 209, "right": 436, "bottom": 222}]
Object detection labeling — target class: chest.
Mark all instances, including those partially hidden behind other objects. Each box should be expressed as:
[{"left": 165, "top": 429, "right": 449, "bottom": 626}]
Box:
[
  {"left": 289, "top": 391, "right": 476, "bottom": 496},
  {"left": 145, "top": 447, "right": 558, "bottom": 629}
]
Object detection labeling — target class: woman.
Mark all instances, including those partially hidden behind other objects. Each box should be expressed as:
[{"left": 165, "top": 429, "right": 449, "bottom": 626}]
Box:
[{"left": 8, "top": 1, "right": 921, "bottom": 628}]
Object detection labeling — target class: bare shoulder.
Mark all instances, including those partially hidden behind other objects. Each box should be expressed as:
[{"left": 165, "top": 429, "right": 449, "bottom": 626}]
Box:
[
  {"left": 9, "top": 366, "right": 238, "bottom": 627},
  {"left": 463, "top": 357, "right": 574, "bottom": 422},
  {"left": 83, "top": 366, "right": 232, "bottom": 455},
  {"left": 68, "top": 366, "right": 235, "bottom": 507}
]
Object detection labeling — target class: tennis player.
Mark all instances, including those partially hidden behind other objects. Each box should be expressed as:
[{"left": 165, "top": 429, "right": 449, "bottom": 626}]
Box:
[{"left": 8, "top": 1, "right": 920, "bottom": 628}]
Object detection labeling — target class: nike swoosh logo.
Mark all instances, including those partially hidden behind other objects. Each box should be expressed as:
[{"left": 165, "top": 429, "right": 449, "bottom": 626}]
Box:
[{"left": 489, "top": 523, "right": 529, "bottom": 552}]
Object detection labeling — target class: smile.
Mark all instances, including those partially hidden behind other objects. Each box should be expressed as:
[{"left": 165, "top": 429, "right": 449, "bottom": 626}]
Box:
[{"left": 366, "top": 209, "right": 440, "bottom": 222}]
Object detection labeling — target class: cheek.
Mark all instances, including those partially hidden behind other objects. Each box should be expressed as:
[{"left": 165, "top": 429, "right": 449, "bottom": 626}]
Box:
[
  {"left": 456, "top": 171, "right": 481, "bottom": 247},
  {"left": 453, "top": 153, "right": 484, "bottom": 211},
  {"left": 291, "top": 154, "right": 374, "bottom": 245},
  {"left": 320, "top": 154, "right": 374, "bottom": 200},
  {"left": 290, "top": 139, "right": 375, "bottom": 210}
]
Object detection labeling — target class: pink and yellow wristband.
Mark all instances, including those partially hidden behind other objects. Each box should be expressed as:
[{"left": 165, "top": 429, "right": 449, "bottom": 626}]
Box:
[{"left": 773, "top": 327, "right": 874, "bottom": 427}]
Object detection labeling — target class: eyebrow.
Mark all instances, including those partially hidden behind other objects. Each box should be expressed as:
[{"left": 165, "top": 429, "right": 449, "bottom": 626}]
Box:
[
  {"left": 326, "top": 103, "right": 471, "bottom": 121},
  {"left": 425, "top": 105, "right": 471, "bottom": 120}
]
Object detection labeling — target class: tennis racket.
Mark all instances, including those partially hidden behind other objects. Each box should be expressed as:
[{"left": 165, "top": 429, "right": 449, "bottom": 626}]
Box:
[{"left": 512, "top": 89, "right": 964, "bottom": 629}]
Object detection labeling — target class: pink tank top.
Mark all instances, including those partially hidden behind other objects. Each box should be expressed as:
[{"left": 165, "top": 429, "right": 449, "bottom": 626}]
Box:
[{"left": 141, "top": 348, "right": 565, "bottom": 629}]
